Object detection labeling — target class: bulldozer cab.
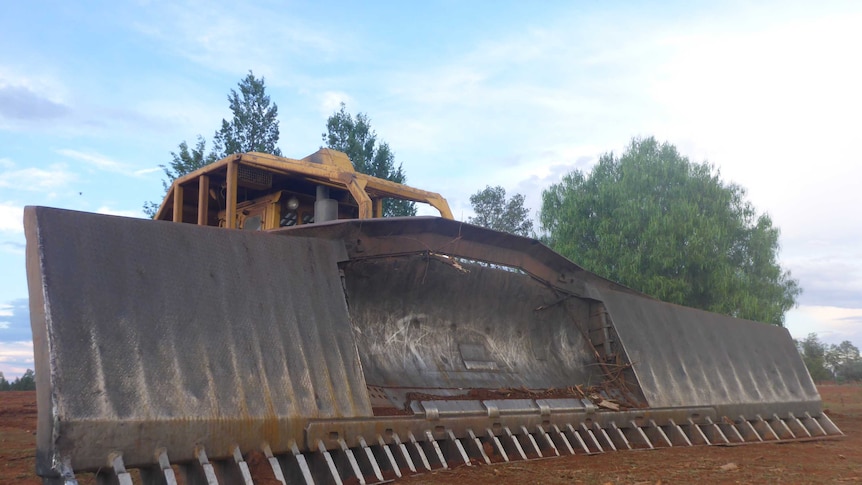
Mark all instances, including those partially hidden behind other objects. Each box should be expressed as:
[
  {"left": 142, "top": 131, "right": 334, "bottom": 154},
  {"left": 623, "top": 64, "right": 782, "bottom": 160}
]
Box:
[{"left": 153, "top": 148, "right": 453, "bottom": 229}]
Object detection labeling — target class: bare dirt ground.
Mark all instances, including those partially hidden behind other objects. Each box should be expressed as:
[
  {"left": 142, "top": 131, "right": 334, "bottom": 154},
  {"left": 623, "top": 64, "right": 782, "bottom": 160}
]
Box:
[{"left": 3, "top": 385, "right": 861, "bottom": 484}]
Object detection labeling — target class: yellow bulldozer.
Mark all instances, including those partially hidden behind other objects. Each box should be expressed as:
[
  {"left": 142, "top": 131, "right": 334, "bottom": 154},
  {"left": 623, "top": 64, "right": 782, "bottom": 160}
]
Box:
[{"left": 25, "top": 149, "right": 841, "bottom": 484}]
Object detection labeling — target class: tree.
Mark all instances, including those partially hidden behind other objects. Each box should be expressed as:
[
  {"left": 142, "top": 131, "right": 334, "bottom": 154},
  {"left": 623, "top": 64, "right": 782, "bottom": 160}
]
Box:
[
  {"left": 841, "top": 361, "right": 862, "bottom": 382},
  {"left": 143, "top": 136, "right": 217, "bottom": 217},
  {"left": 213, "top": 71, "right": 282, "bottom": 158},
  {"left": 144, "top": 71, "right": 282, "bottom": 217},
  {"left": 797, "top": 333, "right": 832, "bottom": 382},
  {"left": 322, "top": 103, "right": 415, "bottom": 217},
  {"left": 825, "top": 340, "right": 862, "bottom": 382},
  {"left": 0, "top": 372, "right": 8, "bottom": 391},
  {"left": 13, "top": 369, "right": 35, "bottom": 390},
  {"left": 540, "top": 136, "right": 800, "bottom": 325},
  {"left": 468, "top": 185, "right": 533, "bottom": 236}
]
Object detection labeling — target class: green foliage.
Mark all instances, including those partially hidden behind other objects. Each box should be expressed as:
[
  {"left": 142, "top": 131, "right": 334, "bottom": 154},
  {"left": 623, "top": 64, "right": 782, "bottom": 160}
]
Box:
[
  {"left": 15, "top": 369, "right": 35, "bottom": 390},
  {"left": 143, "top": 136, "right": 217, "bottom": 217},
  {"left": 468, "top": 185, "right": 534, "bottom": 236},
  {"left": 842, "top": 361, "right": 862, "bottom": 382},
  {"left": 825, "top": 340, "right": 862, "bottom": 382},
  {"left": 163, "top": 136, "right": 218, "bottom": 186},
  {"left": 797, "top": 334, "right": 862, "bottom": 383},
  {"left": 798, "top": 333, "right": 832, "bottom": 382},
  {"left": 145, "top": 71, "right": 282, "bottom": 217},
  {"left": 0, "top": 369, "right": 36, "bottom": 391},
  {"left": 323, "top": 103, "right": 416, "bottom": 217},
  {"left": 213, "top": 71, "right": 282, "bottom": 158},
  {"left": 540, "top": 136, "right": 800, "bottom": 325}
]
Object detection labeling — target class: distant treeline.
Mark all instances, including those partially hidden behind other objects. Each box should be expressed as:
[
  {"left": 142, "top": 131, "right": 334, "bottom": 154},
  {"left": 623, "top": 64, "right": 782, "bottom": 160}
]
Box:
[
  {"left": 797, "top": 335, "right": 862, "bottom": 383},
  {"left": 0, "top": 369, "right": 35, "bottom": 391}
]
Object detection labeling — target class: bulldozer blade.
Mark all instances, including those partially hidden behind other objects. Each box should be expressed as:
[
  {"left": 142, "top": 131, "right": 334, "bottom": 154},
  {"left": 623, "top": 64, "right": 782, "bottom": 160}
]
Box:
[{"left": 25, "top": 207, "right": 841, "bottom": 484}]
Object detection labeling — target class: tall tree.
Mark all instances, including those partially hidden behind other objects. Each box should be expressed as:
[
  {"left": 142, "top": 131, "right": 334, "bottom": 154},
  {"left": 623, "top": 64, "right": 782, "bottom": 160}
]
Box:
[
  {"left": 468, "top": 185, "right": 533, "bottom": 236},
  {"left": 323, "top": 103, "right": 415, "bottom": 217},
  {"left": 213, "top": 71, "right": 282, "bottom": 158},
  {"left": 144, "top": 71, "right": 282, "bottom": 217},
  {"left": 540, "top": 136, "right": 800, "bottom": 325}
]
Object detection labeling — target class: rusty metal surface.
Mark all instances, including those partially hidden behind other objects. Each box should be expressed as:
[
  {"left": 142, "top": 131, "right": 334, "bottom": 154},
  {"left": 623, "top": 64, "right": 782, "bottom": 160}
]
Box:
[
  {"left": 273, "top": 216, "right": 642, "bottom": 301},
  {"left": 342, "top": 253, "right": 605, "bottom": 394},
  {"left": 25, "top": 207, "right": 371, "bottom": 475},
  {"left": 599, "top": 288, "right": 822, "bottom": 418}
]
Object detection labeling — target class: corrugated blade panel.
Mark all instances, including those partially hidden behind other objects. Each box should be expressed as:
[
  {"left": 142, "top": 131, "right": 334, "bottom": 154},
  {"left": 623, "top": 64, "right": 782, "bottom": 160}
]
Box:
[
  {"left": 25, "top": 207, "right": 371, "bottom": 473},
  {"left": 600, "top": 288, "right": 821, "bottom": 417}
]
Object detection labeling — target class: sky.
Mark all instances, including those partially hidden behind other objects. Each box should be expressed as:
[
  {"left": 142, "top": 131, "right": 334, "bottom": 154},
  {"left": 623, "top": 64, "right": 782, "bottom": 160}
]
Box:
[{"left": 1, "top": 0, "right": 861, "bottom": 378}]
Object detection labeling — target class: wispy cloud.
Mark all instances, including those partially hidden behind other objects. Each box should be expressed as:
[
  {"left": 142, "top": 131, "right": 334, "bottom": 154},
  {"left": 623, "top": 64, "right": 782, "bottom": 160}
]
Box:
[
  {"left": 0, "top": 241, "right": 25, "bottom": 255},
  {"left": 0, "top": 299, "right": 31, "bottom": 342},
  {"left": 0, "top": 162, "right": 76, "bottom": 192},
  {"left": 57, "top": 149, "right": 125, "bottom": 171},
  {"left": 133, "top": 167, "right": 162, "bottom": 176},
  {"left": 57, "top": 149, "right": 155, "bottom": 179},
  {"left": 130, "top": 1, "right": 350, "bottom": 82},
  {"left": 788, "top": 305, "right": 862, "bottom": 347}
]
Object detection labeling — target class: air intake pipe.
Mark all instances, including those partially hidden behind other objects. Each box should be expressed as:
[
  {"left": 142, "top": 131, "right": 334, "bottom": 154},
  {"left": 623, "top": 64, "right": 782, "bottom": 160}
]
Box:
[{"left": 314, "top": 185, "right": 338, "bottom": 222}]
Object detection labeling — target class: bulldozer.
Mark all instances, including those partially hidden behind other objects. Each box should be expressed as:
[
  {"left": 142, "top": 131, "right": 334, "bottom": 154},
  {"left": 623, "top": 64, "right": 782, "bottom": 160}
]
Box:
[{"left": 25, "top": 148, "right": 842, "bottom": 485}]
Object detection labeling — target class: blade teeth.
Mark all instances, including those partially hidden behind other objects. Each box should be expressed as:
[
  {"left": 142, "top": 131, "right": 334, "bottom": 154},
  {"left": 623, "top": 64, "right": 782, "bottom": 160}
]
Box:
[{"left": 81, "top": 413, "right": 847, "bottom": 485}]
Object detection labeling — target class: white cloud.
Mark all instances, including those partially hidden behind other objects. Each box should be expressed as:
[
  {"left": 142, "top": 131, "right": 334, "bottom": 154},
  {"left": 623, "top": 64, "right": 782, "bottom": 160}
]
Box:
[
  {"left": 133, "top": 167, "right": 162, "bottom": 176},
  {"left": 786, "top": 306, "right": 862, "bottom": 346},
  {"left": 642, "top": 12, "right": 862, "bottom": 232},
  {"left": 96, "top": 206, "right": 145, "bottom": 219},
  {"left": 320, "top": 91, "right": 353, "bottom": 116},
  {"left": 0, "top": 203, "right": 23, "bottom": 233}
]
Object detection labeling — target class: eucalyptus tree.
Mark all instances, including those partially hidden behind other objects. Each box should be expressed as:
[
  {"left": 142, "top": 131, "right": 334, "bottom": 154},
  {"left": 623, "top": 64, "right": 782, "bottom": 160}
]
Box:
[{"left": 540, "top": 137, "right": 800, "bottom": 325}]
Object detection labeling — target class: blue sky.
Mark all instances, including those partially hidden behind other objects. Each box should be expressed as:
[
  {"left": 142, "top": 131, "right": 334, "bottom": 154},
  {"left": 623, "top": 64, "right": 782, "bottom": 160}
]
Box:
[{"left": 2, "top": 1, "right": 861, "bottom": 378}]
